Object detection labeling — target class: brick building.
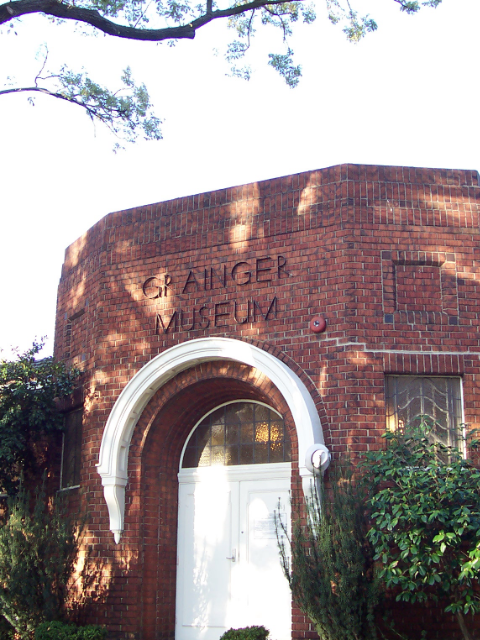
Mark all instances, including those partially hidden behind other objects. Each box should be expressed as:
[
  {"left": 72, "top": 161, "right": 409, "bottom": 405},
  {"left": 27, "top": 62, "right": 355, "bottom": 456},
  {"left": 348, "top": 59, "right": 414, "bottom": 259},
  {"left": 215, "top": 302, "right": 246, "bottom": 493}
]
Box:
[{"left": 54, "top": 164, "right": 480, "bottom": 640}]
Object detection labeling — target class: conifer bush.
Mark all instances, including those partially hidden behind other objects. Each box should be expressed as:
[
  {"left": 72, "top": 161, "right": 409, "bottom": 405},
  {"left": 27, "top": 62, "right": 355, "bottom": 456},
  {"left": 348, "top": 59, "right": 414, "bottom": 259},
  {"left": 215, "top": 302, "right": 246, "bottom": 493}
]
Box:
[
  {"left": 277, "top": 464, "right": 379, "bottom": 640},
  {"left": 0, "top": 481, "right": 80, "bottom": 639}
]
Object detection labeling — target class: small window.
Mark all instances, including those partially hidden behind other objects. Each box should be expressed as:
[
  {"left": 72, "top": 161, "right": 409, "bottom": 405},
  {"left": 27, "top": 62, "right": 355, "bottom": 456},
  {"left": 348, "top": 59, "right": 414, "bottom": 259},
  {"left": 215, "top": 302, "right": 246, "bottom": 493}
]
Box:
[
  {"left": 182, "top": 401, "right": 291, "bottom": 468},
  {"left": 385, "top": 376, "right": 463, "bottom": 449},
  {"left": 61, "top": 409, "right": 83, "bottom": 489}
]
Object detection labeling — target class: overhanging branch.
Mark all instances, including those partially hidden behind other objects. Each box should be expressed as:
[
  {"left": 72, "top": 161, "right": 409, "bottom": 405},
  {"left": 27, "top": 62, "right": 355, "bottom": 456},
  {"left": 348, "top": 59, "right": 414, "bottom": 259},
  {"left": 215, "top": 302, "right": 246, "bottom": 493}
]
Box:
[
  {"left": 0, "top": 85, "right": 99, "bottom": 117},
  {"left": 0, "top": 0, "right": 304, "bottom": 40}
]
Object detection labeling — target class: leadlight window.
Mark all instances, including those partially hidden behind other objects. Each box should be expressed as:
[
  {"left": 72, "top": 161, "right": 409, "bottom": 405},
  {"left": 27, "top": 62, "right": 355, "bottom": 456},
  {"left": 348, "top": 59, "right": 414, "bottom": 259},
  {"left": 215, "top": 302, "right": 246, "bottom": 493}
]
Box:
[
  {"left": 182, "top": 401, "right": 291, "bottom": 468},
  {"left": 61, "top": 408, "right": 83, "bottom": 489},
  {"left": 385, "top": 376, "right": 463, "bottom": 449}
]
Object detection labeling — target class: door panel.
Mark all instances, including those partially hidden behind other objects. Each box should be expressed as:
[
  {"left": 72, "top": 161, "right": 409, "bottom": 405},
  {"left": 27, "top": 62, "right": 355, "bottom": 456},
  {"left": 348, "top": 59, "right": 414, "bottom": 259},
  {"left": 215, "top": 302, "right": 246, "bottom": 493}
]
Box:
[
  {"left": 238, "top": 480, "right": 291, "bottom": 640},
  {"left": 177, "top": 479, "right": 239, "bottom": 639},
  {"left": 176, "top": 468, "right": 291, "bottom": 640}
]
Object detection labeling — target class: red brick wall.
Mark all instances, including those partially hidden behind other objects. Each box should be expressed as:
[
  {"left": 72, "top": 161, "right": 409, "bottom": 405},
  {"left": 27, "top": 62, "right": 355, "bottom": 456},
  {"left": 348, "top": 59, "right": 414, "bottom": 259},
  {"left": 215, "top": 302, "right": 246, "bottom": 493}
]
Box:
[{"left": 54, "top": 164, "right": 480, "bottom": 639}]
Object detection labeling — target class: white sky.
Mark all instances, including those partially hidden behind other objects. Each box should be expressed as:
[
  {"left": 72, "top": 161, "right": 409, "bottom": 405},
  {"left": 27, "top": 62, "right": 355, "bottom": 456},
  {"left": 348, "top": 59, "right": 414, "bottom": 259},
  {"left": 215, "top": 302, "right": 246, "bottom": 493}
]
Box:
[{"left": 1, "top": 0, "right": 479, "bottom": 358}]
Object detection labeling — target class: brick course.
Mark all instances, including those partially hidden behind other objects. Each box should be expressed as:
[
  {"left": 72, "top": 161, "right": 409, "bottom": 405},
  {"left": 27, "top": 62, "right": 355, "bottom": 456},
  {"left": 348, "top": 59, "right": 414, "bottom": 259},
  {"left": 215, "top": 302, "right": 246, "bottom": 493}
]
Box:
[{"left": 54, "top": 164, "right": 480, "bottom": 640}]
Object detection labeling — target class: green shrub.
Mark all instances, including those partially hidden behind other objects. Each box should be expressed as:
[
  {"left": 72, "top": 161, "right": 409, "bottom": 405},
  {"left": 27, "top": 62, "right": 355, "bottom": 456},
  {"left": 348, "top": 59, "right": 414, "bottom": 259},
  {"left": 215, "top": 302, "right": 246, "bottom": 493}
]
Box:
[
  {"left": 0, "top": 481, "right": 80, "bottom": 639},
  {"left": 0, "top": 614, "right": 14, "bottom": 639},
  {"left": 219, "top": 626, "right": 269, "bottom": 640},
  {"left": 278, "top": 463, "right": 379, "bottom": 640},
  {"left": 35, "top": 620, "right": 107, "bottom": 640},
  {"left": 0, "top": 341, "right": 80, "bottom": 494},
  {"left": 361, "top": 419, "right": 480, "bottom": 640}
]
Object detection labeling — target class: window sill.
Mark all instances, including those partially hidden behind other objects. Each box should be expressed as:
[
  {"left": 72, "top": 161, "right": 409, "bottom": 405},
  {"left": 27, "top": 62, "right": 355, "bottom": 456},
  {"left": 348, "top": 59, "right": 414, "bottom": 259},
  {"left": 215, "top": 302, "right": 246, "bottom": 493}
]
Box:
[{"left": 58, "top": 485, "right": 80, "bottom": 492}]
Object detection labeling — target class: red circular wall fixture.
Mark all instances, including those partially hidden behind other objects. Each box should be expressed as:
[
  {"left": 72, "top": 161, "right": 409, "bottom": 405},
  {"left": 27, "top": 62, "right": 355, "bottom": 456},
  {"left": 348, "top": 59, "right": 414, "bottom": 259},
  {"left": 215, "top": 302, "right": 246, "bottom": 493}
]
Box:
[{"left": 310, "top": 316, "right": 327, "bottom": 334}]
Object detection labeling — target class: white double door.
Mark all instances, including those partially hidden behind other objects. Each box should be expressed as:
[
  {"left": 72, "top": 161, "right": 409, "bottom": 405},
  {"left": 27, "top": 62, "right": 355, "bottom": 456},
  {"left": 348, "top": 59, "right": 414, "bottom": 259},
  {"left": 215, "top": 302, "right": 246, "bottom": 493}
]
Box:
[{"left": 176, "top": 464, "right": 291, "bottom": 640}]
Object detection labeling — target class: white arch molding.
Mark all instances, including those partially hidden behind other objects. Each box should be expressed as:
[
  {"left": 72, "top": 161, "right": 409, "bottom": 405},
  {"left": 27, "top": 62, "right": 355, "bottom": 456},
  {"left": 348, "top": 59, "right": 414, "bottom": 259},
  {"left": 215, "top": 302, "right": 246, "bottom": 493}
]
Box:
[{"left": 97, "top": 337, "right": 331, "bottom": 543}]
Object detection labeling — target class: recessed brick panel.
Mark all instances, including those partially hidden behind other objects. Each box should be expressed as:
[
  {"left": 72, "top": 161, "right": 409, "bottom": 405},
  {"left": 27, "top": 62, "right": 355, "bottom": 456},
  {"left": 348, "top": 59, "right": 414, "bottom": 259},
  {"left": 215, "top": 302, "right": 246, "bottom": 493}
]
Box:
[{"left": 395, "top": 264, "right": 443, "bottom": 313}]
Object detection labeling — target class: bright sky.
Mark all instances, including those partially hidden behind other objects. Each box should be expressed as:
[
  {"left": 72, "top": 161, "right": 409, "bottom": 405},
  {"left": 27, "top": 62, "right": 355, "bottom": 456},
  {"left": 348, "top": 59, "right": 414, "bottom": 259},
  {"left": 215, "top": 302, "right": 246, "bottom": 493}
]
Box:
[{"left": 1, "top": 0, "right": 479, "bottom": 358}]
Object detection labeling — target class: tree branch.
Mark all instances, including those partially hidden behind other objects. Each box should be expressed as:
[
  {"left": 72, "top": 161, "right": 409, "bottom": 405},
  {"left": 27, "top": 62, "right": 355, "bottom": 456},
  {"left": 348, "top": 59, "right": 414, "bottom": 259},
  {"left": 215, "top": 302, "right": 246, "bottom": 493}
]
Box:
[
  {"left": 0, "top": 75, "right": 162, "bottom": 147},
  {"left": 0, "top": 85, "right": 107, "bottom": 136},
  {"left": 0, "top": 0, "right": 303, "bottom": 40},
  {"left": 0, "top": 85, "right": 95, "bottom": 114}
]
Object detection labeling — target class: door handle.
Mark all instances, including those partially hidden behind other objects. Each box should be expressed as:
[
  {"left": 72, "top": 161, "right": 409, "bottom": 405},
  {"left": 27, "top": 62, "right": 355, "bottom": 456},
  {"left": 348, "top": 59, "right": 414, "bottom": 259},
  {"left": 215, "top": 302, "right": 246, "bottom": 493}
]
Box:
[{"left": 226, "top": 549, "right": 236, "bottom": 562}]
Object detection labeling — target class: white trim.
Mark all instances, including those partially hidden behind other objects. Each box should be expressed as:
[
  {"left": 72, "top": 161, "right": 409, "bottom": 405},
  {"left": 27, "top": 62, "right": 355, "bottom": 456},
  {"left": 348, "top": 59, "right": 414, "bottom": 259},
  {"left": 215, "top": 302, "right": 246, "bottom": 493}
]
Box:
[
  {"left": 60, "top": 431, "right": 66, "bottom": 491},
  {"left": 97, "top": 337, "right": 330, "bottom": 543},
  {"left": 57, "top": 485, "right": 81, "bottom": 493},
  {"left": 320, "top": 339, "right": 480, "bottom": 357},
  {"left": 178, "top": 462, "right": 292, "bottom": 484}
]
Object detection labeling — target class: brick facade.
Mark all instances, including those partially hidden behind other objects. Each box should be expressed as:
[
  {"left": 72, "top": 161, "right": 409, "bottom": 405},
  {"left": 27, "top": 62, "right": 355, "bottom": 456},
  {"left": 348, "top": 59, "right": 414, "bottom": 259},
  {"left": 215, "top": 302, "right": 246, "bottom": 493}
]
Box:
[{"left": 54, "top": 164, "right": 480, "bottom": 640}]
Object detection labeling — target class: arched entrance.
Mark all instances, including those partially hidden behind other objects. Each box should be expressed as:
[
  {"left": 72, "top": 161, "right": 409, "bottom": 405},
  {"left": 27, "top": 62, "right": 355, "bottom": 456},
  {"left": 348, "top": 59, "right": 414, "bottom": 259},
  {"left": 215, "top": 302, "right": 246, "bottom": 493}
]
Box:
[
  {"left": 97, "top": 337, "right": 330, "bottom": 544},
  {"left": 176, "top": 401, "right": 292, "bottom": 640}
]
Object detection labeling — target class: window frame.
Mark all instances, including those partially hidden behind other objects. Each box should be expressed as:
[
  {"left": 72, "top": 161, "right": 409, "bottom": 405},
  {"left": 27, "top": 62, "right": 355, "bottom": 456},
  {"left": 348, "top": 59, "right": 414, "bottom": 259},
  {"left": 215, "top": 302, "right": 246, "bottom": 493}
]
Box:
[
  {"left": 385, "top": 375, "right": 465, "bottom": 455},
  {"left": 59, "top": 407, "right": 83, "bottom": 491},
  {"left": 180, "top": 400, "right": 290, "bottom": 470}
]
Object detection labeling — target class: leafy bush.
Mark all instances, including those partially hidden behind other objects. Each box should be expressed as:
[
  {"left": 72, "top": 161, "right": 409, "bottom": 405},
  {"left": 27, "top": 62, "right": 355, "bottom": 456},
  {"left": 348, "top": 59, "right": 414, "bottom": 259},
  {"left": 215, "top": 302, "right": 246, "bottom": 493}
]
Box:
[
  {"left": 0, "top": 614, "right": 14, "bottom": 639},
  {"left": 361, "top": 419, "right": 480, "bottom": 640},
  {"left": 35, "top": 621, "right": 107, "bottom": 640},
  {"left": 219, "top": 626, "right": 270, "bottom": 640},
  {"left": 0, "top": 341, "right": 80, "bottom": 494},
  {"left": 278, "top": 463, "right": 379, "bottom": 640},
  {"left": 0, "top": 481, "right": 80, "bottom": 639}
]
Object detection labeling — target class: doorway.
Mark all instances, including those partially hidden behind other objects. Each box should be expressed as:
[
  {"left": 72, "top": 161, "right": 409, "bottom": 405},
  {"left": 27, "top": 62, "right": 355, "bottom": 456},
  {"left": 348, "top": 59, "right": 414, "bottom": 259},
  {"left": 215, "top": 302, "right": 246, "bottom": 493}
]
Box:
[{"left": 175, "top": 402, "right": 292, "bottom": 640}]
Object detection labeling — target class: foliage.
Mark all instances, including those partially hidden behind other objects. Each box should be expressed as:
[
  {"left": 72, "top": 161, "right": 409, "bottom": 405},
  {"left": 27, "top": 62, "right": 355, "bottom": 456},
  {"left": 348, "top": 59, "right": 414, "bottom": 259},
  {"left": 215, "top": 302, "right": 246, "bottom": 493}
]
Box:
[
  {"left": 0, "top": 48, "right": 162, "bottom": 152},
  {"left": 0, "top": 0, "right": 444, "bottom": 145},
  {"left": 277, "top": 463, "right": 379, "bottom": 640},
  {"left": 361, "top": 419, "right": 480, "bottom": 640},
  {"left": 0, "top": 340, "right": 80, "bottom": 494},
  {"left": 0, "top": 481, "right": 81, "bottom": 639},
  {"left": 35, "top": 621, "right": 107, "bottom": 640},
  {"left": 0, "top": 614, "right": 14, "bottom": 639},
  {"left": 219, "top": 626, "right": 270, "bottom": 640}
]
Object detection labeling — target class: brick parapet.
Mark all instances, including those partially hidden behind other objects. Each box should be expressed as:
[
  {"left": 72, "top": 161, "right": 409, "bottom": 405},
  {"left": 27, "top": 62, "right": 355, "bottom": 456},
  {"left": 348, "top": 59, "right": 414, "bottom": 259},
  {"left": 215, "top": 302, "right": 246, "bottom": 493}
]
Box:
[{"left": 58, "top": 164, "right": 480, "bottom": 281}]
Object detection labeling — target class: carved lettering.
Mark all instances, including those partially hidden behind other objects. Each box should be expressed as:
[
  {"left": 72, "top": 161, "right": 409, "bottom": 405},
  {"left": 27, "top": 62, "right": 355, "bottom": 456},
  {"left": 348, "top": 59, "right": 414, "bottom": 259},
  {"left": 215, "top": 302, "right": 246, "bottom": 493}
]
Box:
[
  {"left": 143, "top": 275, "right": 173, "bottom": 298},
  {"left": 234, "top": 300, "right": 250, "bottom": 324},
  {"left": 231, "top": 261, "right": 252, "bottom": 285},
  {"left": 252, "top": 297, "right": 277, "bottom": 321},
  {"left": 163, "top": 273, "right": 172, "bottom": 297},
  {"left": 143, "top": 254, "right": 289, "bottom": 299},
  {"left": 198, "top": 305, "right": 210, "bottom": 329},
  {"left": 277, "top": 255, "right": 290, "bottom": 278},
  {"left": 211, "top": 265, "right": 227, "bottom": 289},
  {"left": 156, "top": 311, "right": 179, "bottom": 334},
  {"left": 155, "top": 297, "right": 278, "bottom": 334},
  {"left": 180, "top": 308, "right": 195, "bottom": 331},
  {"left": 256, "top": 257, "right": 273, "bottom": 283},
  {"left": 143, "top": 277, "right": 162, "bottom": 299},
  {"left": 214, "top": 302, "right": 230, "bottom": 327},
  {"left": 182, "top": 270, "right": 200, "bottom": 294}
]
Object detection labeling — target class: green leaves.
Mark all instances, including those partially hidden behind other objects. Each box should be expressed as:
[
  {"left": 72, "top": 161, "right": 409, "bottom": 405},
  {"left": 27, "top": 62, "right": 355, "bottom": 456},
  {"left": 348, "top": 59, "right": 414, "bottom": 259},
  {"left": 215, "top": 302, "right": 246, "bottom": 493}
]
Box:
[
  {"left": 53, "top": 64, "right": 162, "bottom": 150},
  {"left": 35, "top": 621, "right": 107, "bottom": 640},
  {"left": 268, "top": 48, "right": 301, "bottom": 87},
  {"left": 393, "top": 0, "right": 442, "bottom": 14},
  {"left": 278, "top": 464, "right": 380, "bottom": 640},
  {"left": 0, "top": 0, "right": 445, "bottom": 141},
  {"left": 0, "top": 481, "right": 81, "bottom": 638},
  {"left": 0, "top": 340, "right": 80, "bottom": 493},
  {"left": 325, "top": 0, "right": 377, "bottom": 42},
  {"left": 1, "top": 45, "right": 162, "bottom": 150},
  {"left": 361, "top": 419, "right": 480, "bottom": 634}
]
